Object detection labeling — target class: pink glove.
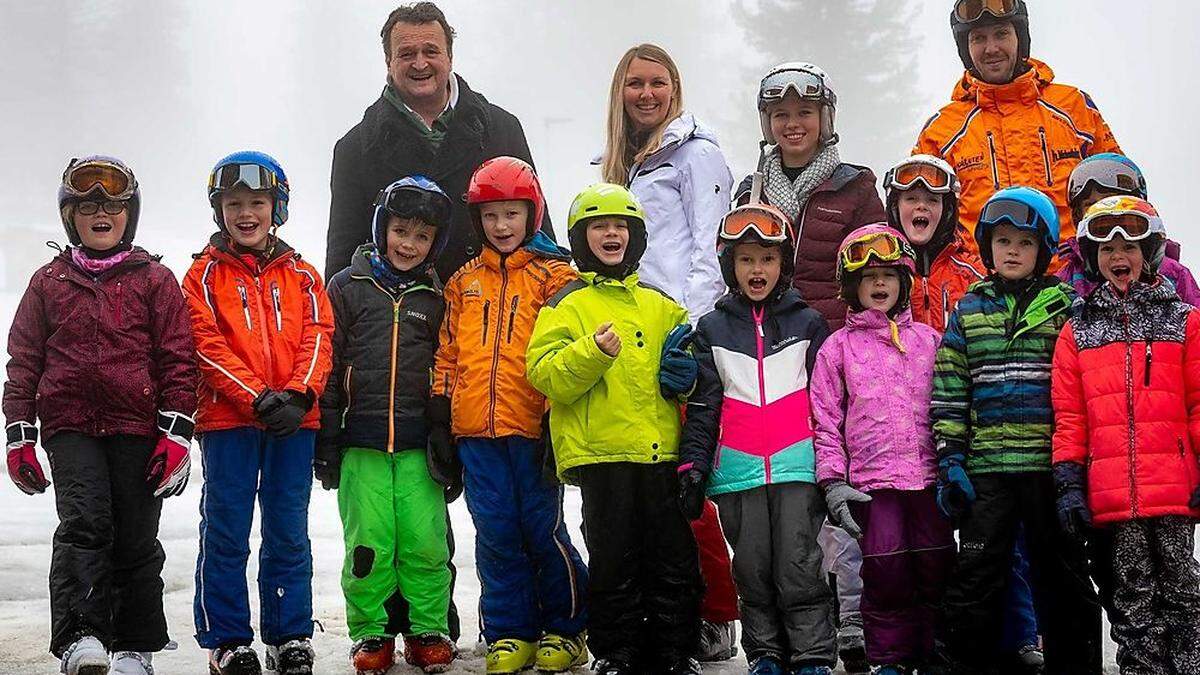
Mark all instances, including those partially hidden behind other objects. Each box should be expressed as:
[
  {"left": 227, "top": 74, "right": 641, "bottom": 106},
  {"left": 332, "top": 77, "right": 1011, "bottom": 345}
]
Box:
[
  {"left": 146, "top": 411, "right": 193, "bottom": 498},
  {"left": 6, "top": 421, "right": 49, "bottom": 495}
]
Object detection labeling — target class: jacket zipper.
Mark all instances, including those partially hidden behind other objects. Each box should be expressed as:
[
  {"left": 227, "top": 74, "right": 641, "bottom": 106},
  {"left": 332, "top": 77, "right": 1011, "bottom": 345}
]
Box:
[
  {"left": 237, "top": 284, "right": 253, "bottom": 330},
  {"left": 388, "top": 301, "right": 401, "bottom": 452},
  {"left": 251, "top": 278, "right": 275, "bottom": 380},
  {"left": 986, "top": 131, "right": 1000, "bottom": 190},
  {"left": 115, "top": 281, "right": 123, "bottom": 324},
  {"left": 481, "top": 301, "right": 490, "bottom": 345},
  {"left": 271, "top": 283, "right": 283, "bottom": 332},
  {"left": 341, "top": 365, "right": 354, "bottom": 427},
  {"left": 1123, "top": 312, "right": 1139, "bottom": 517},
  {"left": 1144, "top": 341, "right": 1153, "bottom": 386},
  {"left": 506, "top": 295, "right": 520, "bottom": 343},
  {"left": 753, "top": 307, "right": 771, "bottom": 484},
  {"left": 488, "top": 266, "right": 510, "bottom": 436},
  {"left": 1038, "top": 127, "right": 1053, "bottom": 186}
]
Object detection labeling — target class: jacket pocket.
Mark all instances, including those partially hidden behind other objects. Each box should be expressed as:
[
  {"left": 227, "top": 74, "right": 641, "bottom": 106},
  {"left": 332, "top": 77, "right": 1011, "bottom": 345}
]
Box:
[{"left": 341, "top": 365, "right": 354, "bottom": 428}]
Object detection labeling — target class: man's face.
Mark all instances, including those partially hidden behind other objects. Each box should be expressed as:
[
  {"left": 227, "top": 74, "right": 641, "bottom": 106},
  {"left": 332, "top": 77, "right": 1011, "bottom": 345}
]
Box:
[
  {"left": 387, "top": 21, "right": 452, "bottom": 109},
  {"left": 968, "top": 21, "right": 1019, "bottom": 84}
]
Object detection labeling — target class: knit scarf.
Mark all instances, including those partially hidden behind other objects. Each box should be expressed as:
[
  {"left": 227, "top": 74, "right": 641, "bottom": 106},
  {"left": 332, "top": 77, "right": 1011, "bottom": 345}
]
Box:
[
  {"left": 762, "top": 144, "right": 841, "bottom": 225},
  {"left": 367, "top": 249, "right": 419, "bottom": 294},
  {"left": 71, "top": 246, "right": 133, "bottom": 275}
]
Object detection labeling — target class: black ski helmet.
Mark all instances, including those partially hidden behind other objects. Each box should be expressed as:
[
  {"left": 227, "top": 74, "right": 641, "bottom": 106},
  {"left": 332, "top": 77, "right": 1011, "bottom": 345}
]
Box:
[
  {"left": 57, "top": 155, "right": 141, "bottom": 246},
  {"left": 950, "top": 0, "right": 1031, "bottom": 76}
]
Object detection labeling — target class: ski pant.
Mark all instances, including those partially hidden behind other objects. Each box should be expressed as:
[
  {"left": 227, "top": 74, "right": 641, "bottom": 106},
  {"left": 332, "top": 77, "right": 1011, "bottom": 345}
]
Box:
[
  {"left": 44, "top": 432, "right": 168, "bottom": 657},
  {"left": 937, "top": 472, "right": 1101, "bottom": 674},
  {"left": 714, "top": 483, "right": 836, "bottom": 667},
  {"left": 338, "top": 447, "right": 450, "bottom": 640},
  {"left": 577, "top": 462, "right": 703, "bottom": 665},
  {"left": 692, "top": 500, "right": 739, "bottom": 623},
  {"left": 818, "top": 519, "right": 863, "bottom": 648},
  {"left": 193, "top": 427, "right": 314, "bottom": 649},
  {"left": 1109, "top": 517, "right": 1200, "bottom": 675},
  {"left": 459, "top": 436, "right": 587, "bottom": 643},
  {"left": 1000, "top": 527, "right": 1040, "bottom": 653},
  {"left": 849, "top": 488, "right": 954, "bottom": 667}
]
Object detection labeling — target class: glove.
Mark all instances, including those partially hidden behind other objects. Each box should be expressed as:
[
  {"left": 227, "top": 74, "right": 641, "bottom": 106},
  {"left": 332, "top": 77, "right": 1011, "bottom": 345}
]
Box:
[
  {"left": 146, "top": 411, "right": 193, "bottom": 498},
  {"left": 253, "top": 389, "right": 311, "bottom": 437},
  {"left": 678, "top": 466, "right": 707, "bottom": 521},
  {"left": 1190, "top": 485, "right": 1200, "bottom": 510},
  {"left": 936, "top": 453, "right": 976, "bottom": 521},
  {"left": 5, "top": 421, "right": 49, "bottom": 495},
  {"left": 659, "top": 324, "right": 698, "bottom": 399},
  {"left": 1054, "top": 461, "right": 1092, "bottom": 540},
  {"left": 313, "top": 442, "right": 342, "bottom": 491},
  {"left": 823, "top": 480, "right": 872, "bottom": 539},
  {"left": 425, "top": 395, "right": 463, "bottom": 503}
]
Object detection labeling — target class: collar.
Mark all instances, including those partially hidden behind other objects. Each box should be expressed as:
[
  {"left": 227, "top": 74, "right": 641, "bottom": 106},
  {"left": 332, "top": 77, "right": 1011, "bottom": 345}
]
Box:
[
  {"left": 955, "top": 57, "right": 1054, "bottom": 110},
  {"left": 392, "top": 73, "right": 459, "bottom": 129}
]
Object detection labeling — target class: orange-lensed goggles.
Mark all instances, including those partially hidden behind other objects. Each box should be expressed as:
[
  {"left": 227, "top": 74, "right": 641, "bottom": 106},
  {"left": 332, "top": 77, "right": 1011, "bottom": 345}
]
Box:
[
  {"left": 63, "top": 160, "right": 135, "bottom": 201},
  {"left": 719, "top": 205, "right": 788, "bottom": 244},
  {"left": 954, "top": 0, "right": 1018, "bottom": 22},
  {"left": 891, "top": 162, "right": 953, "bottom": 192},
  {"left": 840, "top": 232, "right": 903, "bottom": 273},
  {"left": 1081, "top": 213, "right": 1153, "bottom": 242}
]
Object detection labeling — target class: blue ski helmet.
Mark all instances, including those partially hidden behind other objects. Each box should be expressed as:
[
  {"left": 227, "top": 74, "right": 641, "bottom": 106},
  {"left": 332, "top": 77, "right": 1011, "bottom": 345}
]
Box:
[
  {"left": 207, "top": 150, "right": 290, "bottom": 229},
  {"left": 371, "top": 175, "right": 452, "bottom": 270},
  {"left": 975, "top": 186, "right": 1060, "bottom": 274}
]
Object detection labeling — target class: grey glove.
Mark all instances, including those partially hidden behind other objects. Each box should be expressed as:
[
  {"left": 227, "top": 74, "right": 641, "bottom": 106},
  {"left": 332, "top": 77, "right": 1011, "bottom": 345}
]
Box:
[{"left": 823, "top": 480, "right": 872, "bottom": 539}]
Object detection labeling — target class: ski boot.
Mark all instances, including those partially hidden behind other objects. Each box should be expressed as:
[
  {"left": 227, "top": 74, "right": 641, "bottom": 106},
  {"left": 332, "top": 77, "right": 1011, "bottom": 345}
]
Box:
[
  {"left": 789, "top": 666, "right": 832, "bottom": 675},
  {"left": 590, "top": 658, "right": 635, "bottom": 675},
  {"left": 1013, "top": 644, "right": 1045, "bottom": 673},
  {"left": 486, "top": 638, "right": 536, "bottom": 673},
  {"left": 404, "top": 633, "right": 454, "bottom": 673},
  {"left": 264, "top": 639, "right": 314, "bottom": 675},
  {"left": 748, "top": 655, "right": 787, "bottom": 675},
  {"left": 60, "top": 636, "right": 109, "bottom": 675},
  {"left": 534, "top": 633, "right": 588, "bottom": 672},
  {"left": 109, "top": 651, "right": 154, "bottom": 675},
  {"left": 836, "top": 623, "right": 869, "bottom": 675},
  {"left": 350, "top": 637, "right": 394, "bottom": 675},
  {"left": 695, "top": 619, "right": 737, "bottom": 662},
  {"left": 662, "top": 657, "right": 702, "bottom": 674},
  {"left": 208, "top": 645, "right": 261, "bottom": 675}
]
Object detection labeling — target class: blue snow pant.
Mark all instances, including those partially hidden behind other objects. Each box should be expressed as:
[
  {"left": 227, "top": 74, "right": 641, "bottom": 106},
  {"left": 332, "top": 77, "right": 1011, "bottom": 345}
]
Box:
[
  {"left": 193, "top": 427, "right": 315, "bottom": 649},
  {"left": 458, "top": 436, "right": 588, "bottom": 643},
  {"left": 1001, "top": 527, "right": 1040, "bottom": 653}
]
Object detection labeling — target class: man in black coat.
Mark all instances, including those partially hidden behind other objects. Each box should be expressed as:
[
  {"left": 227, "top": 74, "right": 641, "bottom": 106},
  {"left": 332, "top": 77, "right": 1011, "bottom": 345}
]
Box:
[{"left": 326, "top": 1, "right": 553, "bottom": 283}]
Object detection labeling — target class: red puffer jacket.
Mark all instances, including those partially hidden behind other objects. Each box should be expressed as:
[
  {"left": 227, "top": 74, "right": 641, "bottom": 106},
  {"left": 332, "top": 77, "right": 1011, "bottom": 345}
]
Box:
[
  {"left": 1052, "top": 279, "right": 1200, "bottom": 524},
  {"left": 3, "top": 248, "right": 197, "bottom": 440}
]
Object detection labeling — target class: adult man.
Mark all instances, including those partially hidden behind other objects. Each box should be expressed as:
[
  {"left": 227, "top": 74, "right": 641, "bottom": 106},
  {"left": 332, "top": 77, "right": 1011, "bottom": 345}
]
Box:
[
  {"left": 326, "top": 2, "right": 552, "bottom": 283},
  {"left": 914, "top": 0, "right": 1121, "bottom": 261}
]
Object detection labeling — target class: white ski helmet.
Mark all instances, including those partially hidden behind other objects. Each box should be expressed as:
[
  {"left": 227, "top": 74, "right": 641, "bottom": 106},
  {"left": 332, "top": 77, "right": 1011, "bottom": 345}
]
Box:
[{"left": 757, "top": 62, "right": 838, "bottom": 146}]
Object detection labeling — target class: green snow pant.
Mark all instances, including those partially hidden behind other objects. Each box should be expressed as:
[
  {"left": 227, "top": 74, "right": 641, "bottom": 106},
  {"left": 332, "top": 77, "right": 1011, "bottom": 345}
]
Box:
[{"left": 338, "top": 447, "right": 450, "bottom": 639}]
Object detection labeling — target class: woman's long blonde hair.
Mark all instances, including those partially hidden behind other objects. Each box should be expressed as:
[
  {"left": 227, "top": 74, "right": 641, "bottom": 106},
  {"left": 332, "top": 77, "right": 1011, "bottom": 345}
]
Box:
[{"left": 601, "top": 44, "right": 684, "bottom": 185}]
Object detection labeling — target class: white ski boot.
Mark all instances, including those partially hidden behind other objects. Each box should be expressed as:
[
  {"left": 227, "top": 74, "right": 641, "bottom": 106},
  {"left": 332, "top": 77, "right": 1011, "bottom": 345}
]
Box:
[
  {"left": 60, "top": 636, "right": 109, "bottom": 675},
  {"left": 108, "top": 651, "right": 153, "bottom": 674},
  {"left": 265, "top": 639, "right": 314, "bottom": 675}
]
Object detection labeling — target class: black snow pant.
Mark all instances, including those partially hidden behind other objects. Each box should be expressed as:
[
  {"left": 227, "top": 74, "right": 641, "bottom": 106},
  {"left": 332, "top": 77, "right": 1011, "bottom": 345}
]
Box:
[
  {"left": 1109, "top": 517, "right": 1200, "bottom": 675},
  {"left": 713, "top": 482, "right": 836, "bottom": 667},
  {"left": 577, "top": 462, "right": 703, "bottom": 668},
  {"left": 936, "top": 472, "right": 1101, "bottom": 674},
  {"left": 44, "top": 433, "right": 168, "bottom": 657}
]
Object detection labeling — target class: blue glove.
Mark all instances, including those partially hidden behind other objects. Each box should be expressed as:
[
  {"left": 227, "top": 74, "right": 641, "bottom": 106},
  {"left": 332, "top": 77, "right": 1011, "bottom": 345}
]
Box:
[
  {"left": 1054, "top": 461, "right": 1092, "bottom": 540},
  {"left": 659, "top": 324, "right": 697, "bottom": 399},
  {"left": 936, "top": 453, "right": 976, "bottom": 521}
]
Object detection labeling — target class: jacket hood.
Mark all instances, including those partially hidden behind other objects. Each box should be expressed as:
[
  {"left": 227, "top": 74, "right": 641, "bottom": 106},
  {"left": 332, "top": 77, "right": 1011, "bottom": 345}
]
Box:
[
  {"left": 954, "top": 58, "right": 1054, "bottom": 109},
  {"left": 589, "top": 110, "right": 721, "bottom": 167},
  {"left": 845, "top": 306, "right": 914, "bottom": 331},
  {"left": 204, "top": 231, "right": 295, "bottom": 269},
  {"left": 347, "top": 242, "right": 441, "bottom": 289},
  {"left": 1087, "top": 276, "right": 1178, "bottom": 313}
]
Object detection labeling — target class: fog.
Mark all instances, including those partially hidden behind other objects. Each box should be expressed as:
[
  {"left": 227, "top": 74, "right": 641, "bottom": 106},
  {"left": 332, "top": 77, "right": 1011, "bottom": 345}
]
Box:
[{"left": 1, "top": 0, "right": 1197, "bottom": 289}]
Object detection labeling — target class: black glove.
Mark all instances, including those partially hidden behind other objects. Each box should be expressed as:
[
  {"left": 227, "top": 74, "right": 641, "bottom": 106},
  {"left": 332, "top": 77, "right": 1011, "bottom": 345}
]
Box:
[
  {"left": 678, "top": 467, "right": 707, "bottom": 521},
  {"left": 313, "top": 442, "right": 341, "bottom": 490},
  {"left": 1054, "top": 461, "right": 1092, "bottom": 540},
  {"left": 426, "top": 395, "right": 463, "bottom": 503},
  {"left": 1191, "top": 485, "right": 1200, "bottom": 510},
  {"left": 253, "top": 389, "right": 311, "bottom": 437}
]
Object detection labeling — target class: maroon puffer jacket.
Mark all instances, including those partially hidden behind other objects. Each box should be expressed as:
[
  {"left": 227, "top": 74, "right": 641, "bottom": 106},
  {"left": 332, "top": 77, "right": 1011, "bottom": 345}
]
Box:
[
  {"left": 737, "top": 163, "right": 885, "bottom": 330},
  {"left": 3, "top": 248, "right": 197, "bottom": 441}
]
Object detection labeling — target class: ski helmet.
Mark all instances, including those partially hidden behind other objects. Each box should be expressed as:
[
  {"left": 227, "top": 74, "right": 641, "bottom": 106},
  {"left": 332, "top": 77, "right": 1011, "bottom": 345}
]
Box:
[
  {"left": 975, "top": 186, "right": 1059, "bottom": 274},
  {"left": 884, "top": 155, "right": 961, "bottom": 263},
  {"left": 1077, "top": 195, "right": 1166, "bottom": 280},
  {"left": 371, "top": 175, "right": 452, "bottom": 271},
  {"left": 566, "top": 183, "right": 647, "bottom": 279},
  {"left": 757, "top": 62, "right": 838, "bottom": 146},
  {"left": 836, "top": 223, "right": 916, "bottom": 313},
  {"left": 1067, "top": 153, "right": 1148, "bottom": 221},
  {"left": 58, "top": 155, "right": 141, "bottom": 246},
  {"left": 466, "top": 156, "right": 546, "bottom": 248},
  {"left": 716, "top": 202, "right": 794, "bottom": 297},
  {"left": 208, "top": 150, "right": 290, "bottom": 229},
  {"left": 950, "top": 0, "right": 1031, "bottom": 75}
]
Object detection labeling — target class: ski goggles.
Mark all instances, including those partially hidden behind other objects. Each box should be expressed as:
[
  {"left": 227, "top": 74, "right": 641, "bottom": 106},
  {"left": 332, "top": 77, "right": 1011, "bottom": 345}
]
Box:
[
  {"left": 979, "top": 198, "right": 1044, "bottom": 230},
  {"left": 75, "top": 200, "right": 128, "bottom": 216},
  {"left": 719, "top": 204, "right": 789, "bottom": 244},
  {"left": 375, "top": 183, "right": 452, "bottom": 225},
  {"left": 1078, "top": 213, "right": 1154, "bottom": 243},
  {"left": 839, "top": 231, "right": 905, "bottom": 273},
  {"left": 62, "top": 159, "right": 136, "bottom": 201},
  {"left": 1067, "top": 157, "right": 1146, "bottom": 203},
  {"left": 759, "top": 68, "right": 828, "bottom": 108},
  {"left": 208, "top": 162, "right": 280, "bottom": 195},
  {"left": 888, "top": 162, "right": 955, "bottom": 193},
  {"left": 954, "top": 0, "right": 1019, "bottom": 22}
]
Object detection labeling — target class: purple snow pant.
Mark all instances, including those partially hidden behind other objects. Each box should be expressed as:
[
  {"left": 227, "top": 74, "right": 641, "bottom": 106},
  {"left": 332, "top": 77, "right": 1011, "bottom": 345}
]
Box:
[{"left": 850, "top": 488, "right": 955, "bottom": 666}]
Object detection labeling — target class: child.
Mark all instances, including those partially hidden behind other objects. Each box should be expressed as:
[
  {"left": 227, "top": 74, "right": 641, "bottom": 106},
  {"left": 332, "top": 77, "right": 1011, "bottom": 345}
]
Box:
[
  {"left": 184, "top": 151, "right": 334, "bottom": 675},
  {"left": 809, "top": 224, "right": 954, "bottom": 674},
  {"left": 929, "top": 187, "right": 1101, "bottom": 675},
  {"left": 316, "top": 176, "right": 455, "bottom": 674},
  {"left": 677, "top": 199, "right": 836, "bottom": 674},
  {"left": 526, "top": 183, "right": 702, "bottom": 675},
  {"left": 1059, "top": 153, "right": 1200, "bottom": 305},
  {"left": 1052, "top": 195, "right": 1200, "bottom": 674},
  {"left": 3, "top": 156, "right": 197, "bottom": 675},
  {"left": 428, "top": 157, "right": 589, "bottom": 674}
]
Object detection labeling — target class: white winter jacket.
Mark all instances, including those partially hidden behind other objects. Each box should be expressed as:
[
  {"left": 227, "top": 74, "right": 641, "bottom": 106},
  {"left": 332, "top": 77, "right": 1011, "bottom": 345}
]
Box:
[{"left": 597, "top": 113, "right": 732, "bottom": 323}]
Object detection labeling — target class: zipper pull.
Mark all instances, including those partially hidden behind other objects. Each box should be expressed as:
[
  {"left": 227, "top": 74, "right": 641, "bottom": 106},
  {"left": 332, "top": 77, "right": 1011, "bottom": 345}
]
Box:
[{"left": 1145, "top": 343, "right": 1152, "bottom": 386}]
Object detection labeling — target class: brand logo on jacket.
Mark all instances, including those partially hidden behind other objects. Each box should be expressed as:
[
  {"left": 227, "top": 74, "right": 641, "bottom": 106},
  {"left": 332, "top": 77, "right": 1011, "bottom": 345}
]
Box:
[
  {"left": 771, "top": 335, "right": 802, "bottom": 351},
  {"left": 956, "top": 154, "right": 985, "bottom": 172},
  {"left": 463, "top": 280, "right": 482, "bottom": 298},
  {"left": 1053, "top": 148, "right": 1082, "bottom": 162},
  {"left": 814, "top": 206, "right": 844, "bottom": 216},
  {"left": 406, "top": 310, "right": 427, "bottom": 322}
]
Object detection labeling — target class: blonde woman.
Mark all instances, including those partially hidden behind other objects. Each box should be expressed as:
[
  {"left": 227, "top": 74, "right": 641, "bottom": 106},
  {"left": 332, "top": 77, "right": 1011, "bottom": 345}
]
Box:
[{"left": 595, "top": 43, "right": 741, "bottom": 668}]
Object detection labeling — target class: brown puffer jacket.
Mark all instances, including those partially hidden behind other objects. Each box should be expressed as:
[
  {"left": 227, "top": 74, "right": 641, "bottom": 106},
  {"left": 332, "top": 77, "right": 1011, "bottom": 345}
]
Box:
[{"left": 737, "top": 163, "right": 886, "bottom": 330}]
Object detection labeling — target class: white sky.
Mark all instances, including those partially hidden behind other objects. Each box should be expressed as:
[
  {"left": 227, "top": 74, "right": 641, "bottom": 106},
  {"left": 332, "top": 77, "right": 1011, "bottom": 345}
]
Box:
[{"left": 1, "top": 0, "right": 1196, "bottom": 283}]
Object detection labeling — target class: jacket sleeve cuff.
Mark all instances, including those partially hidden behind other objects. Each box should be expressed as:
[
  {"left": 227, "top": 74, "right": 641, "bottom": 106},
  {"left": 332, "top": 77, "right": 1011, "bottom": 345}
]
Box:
[
  {"left": 5, "top": 421, "right": 37, "bottom": 448},
  {"left": 1052, "top": 461, "right": 1087, "bottom": 493},
  {"left": 156, "top": 411, "right": 195, "bottom": 443}
]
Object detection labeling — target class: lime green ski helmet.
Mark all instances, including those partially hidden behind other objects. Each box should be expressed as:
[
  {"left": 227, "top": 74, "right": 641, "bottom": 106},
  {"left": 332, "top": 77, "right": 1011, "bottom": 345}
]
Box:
[{"left": 566, "top": 183, "right": 648, "bottom": 278}]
